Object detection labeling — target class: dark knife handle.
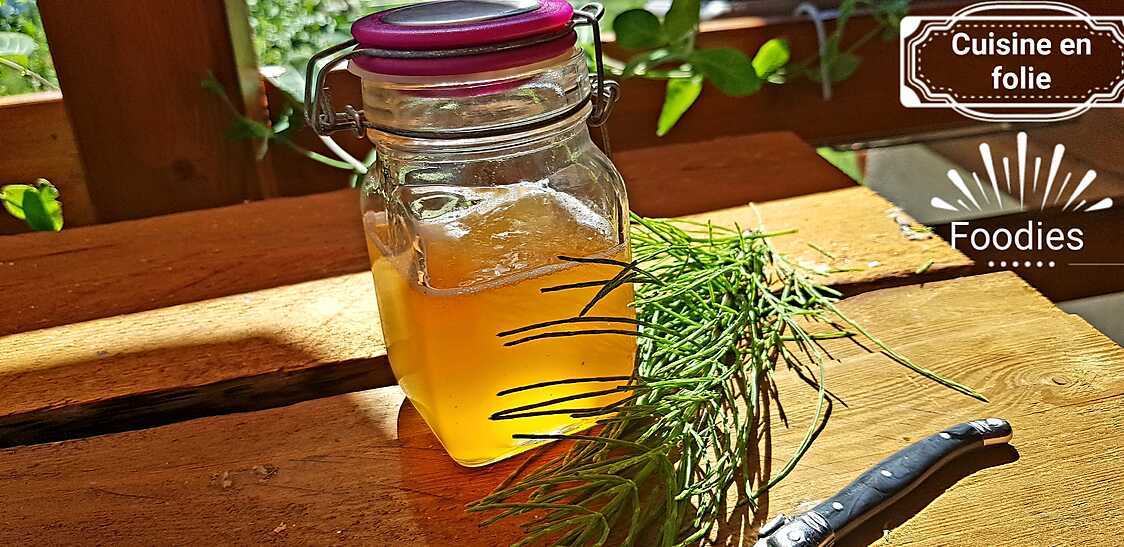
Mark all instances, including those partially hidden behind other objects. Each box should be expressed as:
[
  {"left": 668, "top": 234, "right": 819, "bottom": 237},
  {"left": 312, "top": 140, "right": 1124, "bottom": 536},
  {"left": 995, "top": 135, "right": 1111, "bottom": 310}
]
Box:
[{"left": 810, "top": 418, "right": 1012, "bottom": 538}]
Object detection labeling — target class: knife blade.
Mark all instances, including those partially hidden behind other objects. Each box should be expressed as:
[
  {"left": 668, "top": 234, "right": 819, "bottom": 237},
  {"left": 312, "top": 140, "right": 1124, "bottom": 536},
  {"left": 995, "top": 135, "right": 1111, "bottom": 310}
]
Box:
[{"left": 754, "top": 418, "right": 1013, "bottom": 547}]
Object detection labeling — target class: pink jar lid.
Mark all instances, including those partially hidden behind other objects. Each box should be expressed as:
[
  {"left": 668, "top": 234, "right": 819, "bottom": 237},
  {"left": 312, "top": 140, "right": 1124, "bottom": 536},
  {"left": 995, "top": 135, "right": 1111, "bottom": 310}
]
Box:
[{"left": 350, "top": 0, "right": 576, "bottom": 76}]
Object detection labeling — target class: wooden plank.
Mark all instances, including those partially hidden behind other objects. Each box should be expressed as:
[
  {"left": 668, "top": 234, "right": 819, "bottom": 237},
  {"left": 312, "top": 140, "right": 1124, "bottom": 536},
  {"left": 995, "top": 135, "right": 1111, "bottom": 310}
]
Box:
[
  {"left": 0, "top": 186, "right": 967, "bottom": 445},
  {"left": 1, "top": 273, "right": 1120, "bottom": 545},
  {"left": 602, "top": 14, "right": 972, "bottom": 151},
  {"left": 268, "top": 131, "right": 854, "bottom": 215},
  {"left": 0, "top": 92, "right": 95, "bottom": 234},
  {"left": 270, "top": 6, "right": 980, "bottom": 192},
  {"left": 0, "top": 274, "right": 392, "bottom": 447},
  {"left": 693, "top": 187, "right": 969, "bottom": 295},
  {"left": 302, "top": 11, "right": 972, "bottom": 158},
  {"left": 37, "top": 0, "right": 274, "bottom": 221},
  {"left": 0, "top": 133, "right": 869, "bottom": 336},
  {"left": 0, "top": 183, "right": 965, "bottom": 339},
  {"left": 741, "top": 273, "right": 1124, "bottom": 546},
  {"left": 618, "top": 132, "right": 854, "bottom": 217},
  {"left": 0, "top": 189, "right": 368, "bottom": 336},
  {"left": 5, "top": 8, "right": 975, "bottom": 203}
]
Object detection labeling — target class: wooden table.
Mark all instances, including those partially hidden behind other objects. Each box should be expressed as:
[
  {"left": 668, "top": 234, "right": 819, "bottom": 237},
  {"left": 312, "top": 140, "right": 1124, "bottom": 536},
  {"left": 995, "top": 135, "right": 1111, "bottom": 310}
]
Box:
[{"left": 1, "top": 134, "right": 1120, "bottom": 546}]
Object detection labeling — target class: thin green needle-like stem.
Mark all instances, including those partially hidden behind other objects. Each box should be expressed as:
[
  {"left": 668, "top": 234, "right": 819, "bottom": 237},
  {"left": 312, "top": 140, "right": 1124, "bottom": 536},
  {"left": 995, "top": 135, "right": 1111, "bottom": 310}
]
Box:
[{"left": 470, "top": 215, "right": 983, "bottom": 546}]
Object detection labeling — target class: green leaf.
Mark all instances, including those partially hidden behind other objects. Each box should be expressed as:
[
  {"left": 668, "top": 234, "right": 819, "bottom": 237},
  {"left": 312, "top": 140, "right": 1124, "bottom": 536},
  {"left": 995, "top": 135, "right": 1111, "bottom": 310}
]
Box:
[
  {"left": 1, "top": 54, "right": 29, "bottom": 67},
  {"left": 817, "top": 147, "right": 863, "bottom": 183},
  {"left": 832, "top": 0, "right": 858, "bottom": 41},
  {"left": 808, "top": 52, "right": 862, "bottom": 83},
  {"left": 225, "top": 116, "right": 274, "bottom": 141},
  {"left": 657, "top": 76, "right": 703, "bottom": 137},
  {"left": 351, "top": 147, "right": 378, "bottom": 189},
  {"left": 1, "top": 184, "right": 32, "bottom": 221},
  {"left": 261, "top": 64, "right": 306, "bottom": 104},
  {"left": 271, "top": 106, "right": 292, "bottom": 134},
  {"left": 832, "top": 53, "right": 862, "bottom": 81},
  {"left": 688, "top": 48, "right": 761, "bottom": 96},
  {"left": 613, "top": 9, "right": 665, "bottom": 50},
  {"left": 2, "top": 179, "right": 63, "bottom": 232},
  {"left": 875, "top": 0, "right": 909, "bottom": 35},
  {"left": 662, "top": 0, "right": 701, "bottom": 44},
  {"left": 0, "top": 32, "right": 36, "bottom": 62},
  {"left": 22, "top": 182, "right": 62, "bottom": 232},
  {"left": 751, "top": 38, "right": 790, "bottom": 79},
  {"left": 200, "top": 74, "right": 226, "bottom": 97},
  {"left": 621, "top": 48, "right": 679, "bottom": 78},
  {"left": 259, "top": 64, "right": 308, "bottom": 135}
]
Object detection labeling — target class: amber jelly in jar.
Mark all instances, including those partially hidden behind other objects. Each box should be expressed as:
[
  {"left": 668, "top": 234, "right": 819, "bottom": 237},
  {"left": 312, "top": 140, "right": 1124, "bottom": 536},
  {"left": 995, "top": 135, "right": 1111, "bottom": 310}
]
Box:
[{"left": 306, "top": 0, "right": 634, "bottom": 466}]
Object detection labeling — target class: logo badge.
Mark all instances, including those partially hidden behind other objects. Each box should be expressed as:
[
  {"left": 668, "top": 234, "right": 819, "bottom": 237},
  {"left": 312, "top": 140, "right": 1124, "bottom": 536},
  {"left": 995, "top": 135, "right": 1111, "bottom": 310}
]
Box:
[
  {"left": 933, "top": 131, "right": 1113, "bottom": 268},
  {"left": 901, "top": 1, "right": 1124, "bottom": 122}
]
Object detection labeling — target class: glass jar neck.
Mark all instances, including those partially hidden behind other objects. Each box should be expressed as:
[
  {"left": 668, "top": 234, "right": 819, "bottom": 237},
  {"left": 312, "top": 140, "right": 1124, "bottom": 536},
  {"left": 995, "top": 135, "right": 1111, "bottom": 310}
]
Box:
[
  {"left": 351, "top": 46, "right": 591, "bottom": 140},
  {"left": 370, "top": 105, "right": 594, "bottom": 159}
]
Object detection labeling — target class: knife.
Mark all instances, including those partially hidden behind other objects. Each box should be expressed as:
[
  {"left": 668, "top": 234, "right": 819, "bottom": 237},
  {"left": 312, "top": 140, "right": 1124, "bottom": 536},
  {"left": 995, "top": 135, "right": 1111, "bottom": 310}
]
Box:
[{"left": 754, "top": 418, "right": 1013, "bottom": 547}]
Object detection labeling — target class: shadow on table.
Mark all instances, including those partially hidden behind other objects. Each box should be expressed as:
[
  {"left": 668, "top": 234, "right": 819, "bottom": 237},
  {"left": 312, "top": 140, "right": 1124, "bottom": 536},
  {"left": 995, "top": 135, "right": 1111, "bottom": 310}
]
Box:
[
  {"left": 837, "top": 443, "right": 1021, "bottom": 547},
  {"left": 392, "top": 399, "right": 528, "bottom": 545},
  {"left": 0, "top": 336, "right": 395, "bottom": 448}
]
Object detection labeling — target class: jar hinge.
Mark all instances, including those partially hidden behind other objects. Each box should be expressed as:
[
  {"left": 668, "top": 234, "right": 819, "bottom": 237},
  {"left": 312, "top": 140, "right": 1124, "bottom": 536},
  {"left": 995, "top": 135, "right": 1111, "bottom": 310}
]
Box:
[{"left": 571, "top": 3, "right": 620, "bottom": 128}]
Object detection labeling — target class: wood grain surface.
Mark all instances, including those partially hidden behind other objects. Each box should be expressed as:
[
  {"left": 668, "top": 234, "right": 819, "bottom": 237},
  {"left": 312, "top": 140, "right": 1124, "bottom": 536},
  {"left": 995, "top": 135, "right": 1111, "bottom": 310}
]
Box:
[
  {"left": 1, "top": 273, "right": 1119, "bottom": 546},
  {"left": 37, "top": 0, "right": 272, "bottom": 221},
  {"left": 0, "top": 274, "right": 391, "bottom": 447},
  {"left": 269, "top": 3, "right": 980, "bottom": 193},
  {"left": 617, "top": 133, "right": 854, "bottom": 217},
  {"left": 0, "top": 189, "right": 370, "bottom": 336},
  {"left": 693, "top": 188, "right": 968, "bottom": 295},
  {"left": 0, "top": 92, "right": 95, "bottom": 234},
  {"left": 304, "top": 10, "right": 973, "bottom": 166},
  {"left": 0, "top": 186, "right": 967, "bottom": 446},
  {"left": 0, "top": 130, "right": 963, "bottom": 337},
  {"left": 4, "top": 6, "right": 975, "bottom": 208}
]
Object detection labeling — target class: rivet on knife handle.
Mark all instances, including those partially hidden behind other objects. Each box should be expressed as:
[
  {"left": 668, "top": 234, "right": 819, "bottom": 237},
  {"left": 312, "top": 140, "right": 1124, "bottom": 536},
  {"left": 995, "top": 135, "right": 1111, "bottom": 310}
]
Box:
[{"left": 755, "top": 418, "right": 1013, "bottom": 547}]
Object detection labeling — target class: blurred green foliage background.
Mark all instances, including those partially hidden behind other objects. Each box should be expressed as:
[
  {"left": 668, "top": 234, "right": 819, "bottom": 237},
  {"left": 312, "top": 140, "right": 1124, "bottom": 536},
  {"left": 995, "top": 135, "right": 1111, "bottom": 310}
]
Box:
[{"left": 0, "top": 0, "right": 55, "bottom": 95}]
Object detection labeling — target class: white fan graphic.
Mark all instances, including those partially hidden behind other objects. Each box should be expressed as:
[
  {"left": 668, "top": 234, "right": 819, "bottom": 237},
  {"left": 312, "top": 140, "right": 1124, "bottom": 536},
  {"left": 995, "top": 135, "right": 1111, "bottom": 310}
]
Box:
[{"left": 930, "top": 132, "right": 1113, "bottom": 214}]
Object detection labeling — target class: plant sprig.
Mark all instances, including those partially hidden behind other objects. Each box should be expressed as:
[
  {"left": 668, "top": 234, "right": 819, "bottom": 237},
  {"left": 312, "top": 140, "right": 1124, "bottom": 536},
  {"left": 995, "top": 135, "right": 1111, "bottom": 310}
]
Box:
[
  {"left": 469, "top": 214, "right": 982, "bottom": 546},
  {"left": 202, "top": 70, "right": 373, "bottom": 187},
  {"left": 2, "top": 178, "right": 63, "bottom": 232}
]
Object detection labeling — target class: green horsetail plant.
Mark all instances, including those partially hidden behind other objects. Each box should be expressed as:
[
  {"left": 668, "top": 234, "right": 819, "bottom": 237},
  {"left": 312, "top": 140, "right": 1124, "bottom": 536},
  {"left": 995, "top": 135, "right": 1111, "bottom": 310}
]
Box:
[{"left": 469, "top": 214, "right": 983, "bottom": 546}]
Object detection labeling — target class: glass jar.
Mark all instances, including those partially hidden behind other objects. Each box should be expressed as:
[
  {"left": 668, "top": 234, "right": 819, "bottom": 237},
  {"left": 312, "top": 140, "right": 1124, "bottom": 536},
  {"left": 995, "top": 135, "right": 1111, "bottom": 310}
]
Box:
[{"left": 308, "top": 0, "right": 634, "bottom": 467}]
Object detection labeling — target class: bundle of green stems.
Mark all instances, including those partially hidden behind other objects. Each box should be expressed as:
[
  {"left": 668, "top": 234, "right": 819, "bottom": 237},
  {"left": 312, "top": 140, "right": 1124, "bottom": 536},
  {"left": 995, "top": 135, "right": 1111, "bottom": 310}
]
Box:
[{"left": 469, "top": 214, "right": 983, "bottom": 546}]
